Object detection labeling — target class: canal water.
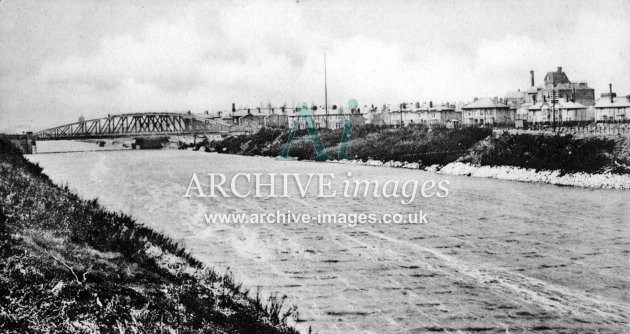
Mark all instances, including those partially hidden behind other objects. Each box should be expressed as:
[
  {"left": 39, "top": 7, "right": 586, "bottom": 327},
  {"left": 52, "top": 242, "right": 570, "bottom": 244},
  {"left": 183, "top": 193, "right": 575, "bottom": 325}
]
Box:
[{"left": 27, "top": 145, "right": 630, "bottom": 333}]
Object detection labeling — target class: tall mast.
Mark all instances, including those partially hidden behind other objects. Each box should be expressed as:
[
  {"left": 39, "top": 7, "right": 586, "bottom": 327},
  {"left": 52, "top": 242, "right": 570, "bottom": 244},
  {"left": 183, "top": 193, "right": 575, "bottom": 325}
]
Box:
[{"left": 324, "top": 51, "right": 328, "bottom": 129}]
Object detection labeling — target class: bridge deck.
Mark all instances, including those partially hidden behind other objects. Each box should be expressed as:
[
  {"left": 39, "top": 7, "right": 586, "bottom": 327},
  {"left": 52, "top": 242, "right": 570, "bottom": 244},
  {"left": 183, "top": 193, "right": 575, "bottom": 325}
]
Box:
[{"left": 35, "top": 113, "right": 233, "bottom": 140}]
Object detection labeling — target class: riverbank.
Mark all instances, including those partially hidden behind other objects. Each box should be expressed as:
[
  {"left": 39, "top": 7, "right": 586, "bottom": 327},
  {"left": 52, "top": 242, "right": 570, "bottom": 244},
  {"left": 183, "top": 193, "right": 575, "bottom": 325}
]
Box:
[
  {"left": 344, "top": 159, "right": 630, "bottom": 189},
  {"left": 208, "top": 126, "right": 630, "bottom": 189},
  {"left": 438, "top": 162, "right": 630, "bottom": 189},
  {"left": 25, "top": 147, "right": 630, "bottom": 333},
  {"left": 0, "top": 138, "right": 300, "bottom": 334}
]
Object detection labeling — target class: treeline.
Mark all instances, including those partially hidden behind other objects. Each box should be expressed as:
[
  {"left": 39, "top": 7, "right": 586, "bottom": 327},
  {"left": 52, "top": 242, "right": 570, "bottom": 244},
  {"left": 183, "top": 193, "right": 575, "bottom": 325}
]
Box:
[{"left": 0, "top": 138, "right": 300, "bottom": 334}]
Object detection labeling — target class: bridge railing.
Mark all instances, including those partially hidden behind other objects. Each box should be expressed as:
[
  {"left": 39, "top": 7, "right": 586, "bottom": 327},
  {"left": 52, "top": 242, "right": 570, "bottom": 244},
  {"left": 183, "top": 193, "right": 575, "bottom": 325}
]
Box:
[{"left": 35, "top": 113, "right": 233, "bottom": 140}]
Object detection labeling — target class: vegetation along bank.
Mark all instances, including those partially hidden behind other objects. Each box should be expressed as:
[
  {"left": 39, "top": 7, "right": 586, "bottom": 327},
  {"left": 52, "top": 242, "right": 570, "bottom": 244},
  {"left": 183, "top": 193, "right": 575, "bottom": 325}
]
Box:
[
  {"left": 0, "top": 137, "right": 300, "bottom": 334},
  {"left": 201, "top": 126, "right": 630, "bottom": 188}
]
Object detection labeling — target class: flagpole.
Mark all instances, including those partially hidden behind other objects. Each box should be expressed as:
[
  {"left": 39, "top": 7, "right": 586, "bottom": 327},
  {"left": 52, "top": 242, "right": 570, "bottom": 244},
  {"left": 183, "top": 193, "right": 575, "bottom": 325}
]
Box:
[{"left": 324, "top": 51, "right": 328, "bottom": 129}]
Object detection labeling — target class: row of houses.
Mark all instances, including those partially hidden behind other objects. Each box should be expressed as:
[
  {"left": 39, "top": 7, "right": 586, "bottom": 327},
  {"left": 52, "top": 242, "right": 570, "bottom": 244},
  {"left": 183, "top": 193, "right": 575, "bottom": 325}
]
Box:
[
  {"left": 192, "top": 104, "right": 367, "bottom": 131},
  {"left": 368, "top": 102, "right": 460, "bottom": 127},
  {"left": 194, "top": 67, "right": 628, "bottom": 130}
]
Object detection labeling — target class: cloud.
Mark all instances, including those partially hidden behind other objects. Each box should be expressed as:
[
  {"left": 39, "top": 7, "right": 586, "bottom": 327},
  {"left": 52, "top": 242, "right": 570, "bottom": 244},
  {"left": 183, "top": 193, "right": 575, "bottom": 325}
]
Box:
[
  {"left": 41, "top": 21, "right": 211, "bottom": 93},
  {"left": 1, "top": 1, "right": 629, "bottom": 132}
]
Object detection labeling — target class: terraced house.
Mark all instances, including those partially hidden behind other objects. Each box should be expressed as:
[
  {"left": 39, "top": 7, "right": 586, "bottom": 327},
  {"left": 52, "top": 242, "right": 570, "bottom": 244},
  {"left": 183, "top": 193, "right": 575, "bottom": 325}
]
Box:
[
  {"left": 461, "top": 98, "right": 514, "bottom": 125},
  {"left": 594, "top": 95, "right": 630, "bottom": 122},
  {"left": 388, "top": 102, "right": 461, "bottom": 126},
  {"left": 288, "top": 105, "right": 365, "bottom": 130}
]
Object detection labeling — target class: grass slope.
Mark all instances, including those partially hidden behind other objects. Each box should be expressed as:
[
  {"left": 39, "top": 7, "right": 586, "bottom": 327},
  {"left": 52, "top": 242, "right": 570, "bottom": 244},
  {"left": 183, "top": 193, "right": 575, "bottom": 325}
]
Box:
[
  {"left": 0, "top": 138, "right": 300, "bottom": 334},
  {"left": 213, "top": 125, "right": 492, "bottom": 166},
  {"left": 211, "top": 126, "right": 630, "bottom": 175},
  {"left": 462, "top": 133, "right": 630, "bottom": 174}
]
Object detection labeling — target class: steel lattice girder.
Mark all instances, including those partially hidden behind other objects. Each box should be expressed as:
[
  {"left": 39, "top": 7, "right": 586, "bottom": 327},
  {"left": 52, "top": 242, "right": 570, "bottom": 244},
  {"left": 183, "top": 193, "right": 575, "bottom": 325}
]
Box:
[{"left": 35, "top": 113, "right": 232, "bottom": 140}]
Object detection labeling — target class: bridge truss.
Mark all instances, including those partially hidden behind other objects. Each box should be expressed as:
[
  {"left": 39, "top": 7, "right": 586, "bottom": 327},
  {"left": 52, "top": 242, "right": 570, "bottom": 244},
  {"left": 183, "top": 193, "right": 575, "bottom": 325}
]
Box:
[{"left": 35, "top": 113, "right": 233, "bottom": 140}]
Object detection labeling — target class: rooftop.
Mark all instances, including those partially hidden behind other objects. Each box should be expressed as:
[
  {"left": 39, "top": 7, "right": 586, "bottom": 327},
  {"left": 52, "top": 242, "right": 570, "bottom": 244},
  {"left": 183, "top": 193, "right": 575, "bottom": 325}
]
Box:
[
  {"left": 594, "top": 96, "right": 630, "bottom": 108},
  {"left": 461, "top": 98, "right": 509, "bottom": 110},
  {"left": 504, "top": 91, "right": 526, "bottom": 99},
  {"left": 558, "top": 101, "right": 587, "bottom": 109},
  {"left": 544, "top": 67, "right": 571, "bottom": 86},
  {"left": 528, "top": 100, "right": 586, "bottom": 110}
]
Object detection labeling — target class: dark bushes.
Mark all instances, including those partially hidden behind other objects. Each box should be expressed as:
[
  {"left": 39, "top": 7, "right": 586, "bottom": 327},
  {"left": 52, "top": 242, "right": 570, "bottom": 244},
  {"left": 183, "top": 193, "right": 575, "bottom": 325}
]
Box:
[
  {"left": 214, "top": 128, "right": 285, "bottom": 155},
  {"left": 473, "top": 133, "right": 624, "bottom": 174},
  {"left": 215, "top": 125, "right": 491, "bottom": 166},
  {"left": 211, "top": 126, "right": 629, "bottom": 174},
  {"left": 348, "top": 127, "right": 491, "bottom": 165}
]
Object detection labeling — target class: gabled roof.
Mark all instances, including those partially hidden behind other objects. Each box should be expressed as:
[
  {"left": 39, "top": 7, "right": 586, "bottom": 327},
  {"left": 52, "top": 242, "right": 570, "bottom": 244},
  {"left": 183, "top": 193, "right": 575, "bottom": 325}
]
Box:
[
  {"left": 594, "top": 96, "right": 630, "bottom": 108},
  {"left": 557, "top": 101, "right": 586, "bottom": 109},
  {"left": 544, "top": 70, "right": 570, "bottom": 85},
  {"left": 461, "top": 98, "right": 509, "bottom": 110},
  {"left": 528, "top": 101, "right": 586, "bottom": 110}
]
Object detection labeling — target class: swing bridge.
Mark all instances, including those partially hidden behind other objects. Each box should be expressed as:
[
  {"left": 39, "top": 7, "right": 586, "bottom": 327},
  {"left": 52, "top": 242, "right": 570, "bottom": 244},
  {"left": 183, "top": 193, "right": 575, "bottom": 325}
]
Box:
[{"left": 34, "top": 112, "right": 234, "bottom": 140}]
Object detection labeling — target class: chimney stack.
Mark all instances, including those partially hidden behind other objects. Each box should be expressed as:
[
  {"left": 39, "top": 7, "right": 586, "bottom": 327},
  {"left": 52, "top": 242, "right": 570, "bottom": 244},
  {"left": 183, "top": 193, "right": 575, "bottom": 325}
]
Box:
[
  {"left": 609, "top": 83, "right": 614, "bottom": 103},
  {"left": 530, "top": 70, "right": 535, "bottom": 87},
  {"left": 557, "top": 67, "right": 562, "bottom": 73}
]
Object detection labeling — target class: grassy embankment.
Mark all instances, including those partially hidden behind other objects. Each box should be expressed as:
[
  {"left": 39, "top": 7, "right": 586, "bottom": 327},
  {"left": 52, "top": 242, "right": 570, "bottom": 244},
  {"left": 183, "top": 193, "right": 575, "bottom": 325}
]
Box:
[
  {"left": 0, "top": 138, "right": 300, "bottom": 333},
  {"left": 212, "top": 125, "right": 491, "bottom": 166},
  {"left": 208, "top": 125, "right": 630, "bottom": 174},
  {"left": 461, "top": 132, "right": 630, "bottom": 174}
]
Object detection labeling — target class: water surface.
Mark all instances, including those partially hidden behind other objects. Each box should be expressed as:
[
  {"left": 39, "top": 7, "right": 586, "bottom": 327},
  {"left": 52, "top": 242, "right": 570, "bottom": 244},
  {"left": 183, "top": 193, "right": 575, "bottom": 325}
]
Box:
[{"left": 28, "top": 147, "right": 630, "bottom": 333}]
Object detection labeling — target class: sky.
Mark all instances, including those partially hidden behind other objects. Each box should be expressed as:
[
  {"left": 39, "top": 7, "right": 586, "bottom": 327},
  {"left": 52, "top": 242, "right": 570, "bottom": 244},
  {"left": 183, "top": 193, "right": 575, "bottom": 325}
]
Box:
[{"left": 1, "top": 0, "right": 629, "bottom": 132}]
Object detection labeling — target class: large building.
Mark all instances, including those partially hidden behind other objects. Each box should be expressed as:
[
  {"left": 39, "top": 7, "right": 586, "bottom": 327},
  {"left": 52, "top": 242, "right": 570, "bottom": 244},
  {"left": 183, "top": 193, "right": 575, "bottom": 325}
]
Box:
[
  {"left": 525, "top": 67, "right": 595, "bottom": 107},
  {"left": 527, "top": 99, "right": 590, "bottom": 123}
]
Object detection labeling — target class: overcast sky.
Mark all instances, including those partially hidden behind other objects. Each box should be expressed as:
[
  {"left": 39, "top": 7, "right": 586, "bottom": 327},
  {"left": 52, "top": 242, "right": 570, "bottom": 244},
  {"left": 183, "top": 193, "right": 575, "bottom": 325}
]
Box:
[{"left": 1, "top": 0, "right": 629, "bottom": 132}]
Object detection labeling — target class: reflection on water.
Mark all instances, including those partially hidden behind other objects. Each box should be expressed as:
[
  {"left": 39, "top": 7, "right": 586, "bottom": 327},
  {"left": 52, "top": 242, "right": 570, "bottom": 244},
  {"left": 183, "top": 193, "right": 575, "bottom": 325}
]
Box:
[{"left": 28, "top": 148, "right": 630, "bottom": 333}]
